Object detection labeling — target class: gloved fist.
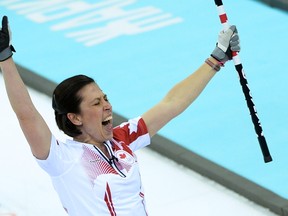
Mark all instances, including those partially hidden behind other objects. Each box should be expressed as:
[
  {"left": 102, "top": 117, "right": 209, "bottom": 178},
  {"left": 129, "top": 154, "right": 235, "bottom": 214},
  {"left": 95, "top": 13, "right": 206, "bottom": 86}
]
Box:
[
  {"left": 211, "top": 25, "right": 240, "bottom": 64},
  {"left": 0, "top": 16, "right": 16, "bottom": 62}
]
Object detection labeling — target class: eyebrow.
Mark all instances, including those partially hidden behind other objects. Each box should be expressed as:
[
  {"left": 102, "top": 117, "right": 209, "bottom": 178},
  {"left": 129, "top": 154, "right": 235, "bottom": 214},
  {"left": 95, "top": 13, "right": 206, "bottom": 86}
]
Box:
[{"left": 90, "top": 94, "right": 107, "bottom": 103}]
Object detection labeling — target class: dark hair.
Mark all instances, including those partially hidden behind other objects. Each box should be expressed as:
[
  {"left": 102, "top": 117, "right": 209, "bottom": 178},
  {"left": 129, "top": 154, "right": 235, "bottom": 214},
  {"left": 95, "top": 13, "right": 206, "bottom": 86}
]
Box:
[{"left": 52, "top": 74, "right": 95, "bottom": 137}]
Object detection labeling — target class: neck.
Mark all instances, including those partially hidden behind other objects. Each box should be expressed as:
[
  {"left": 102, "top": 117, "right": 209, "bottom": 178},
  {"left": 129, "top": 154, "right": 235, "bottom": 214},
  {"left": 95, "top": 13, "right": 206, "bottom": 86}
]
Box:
[
  {"left": 74, "top": 136, "right": 104, "bottom": 147},
  {"left": 73, "top": 136, "right": 110, "bottom": 157}
]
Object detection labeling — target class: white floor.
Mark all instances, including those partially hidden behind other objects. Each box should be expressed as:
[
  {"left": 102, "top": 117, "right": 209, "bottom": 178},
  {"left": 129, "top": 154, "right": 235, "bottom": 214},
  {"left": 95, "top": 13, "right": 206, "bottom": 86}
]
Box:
[{"left": 0, "top": 73, "right": 277, "bottom": 216}]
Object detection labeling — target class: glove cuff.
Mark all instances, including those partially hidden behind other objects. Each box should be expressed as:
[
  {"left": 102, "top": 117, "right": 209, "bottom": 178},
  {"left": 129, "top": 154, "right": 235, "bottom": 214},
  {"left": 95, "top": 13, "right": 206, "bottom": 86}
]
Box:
[
  {"left": 0, "top": 45, "right": 15, "bottom": 62},
  {"left": 211, "top": 47, "right": 227, "bottom": 62}
]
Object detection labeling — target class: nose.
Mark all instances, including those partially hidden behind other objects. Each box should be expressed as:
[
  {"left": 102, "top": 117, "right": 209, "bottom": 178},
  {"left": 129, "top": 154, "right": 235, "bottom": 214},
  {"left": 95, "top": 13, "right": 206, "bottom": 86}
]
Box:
[{"left": 103, "top": 99, "right": 112, "bottom": 111}]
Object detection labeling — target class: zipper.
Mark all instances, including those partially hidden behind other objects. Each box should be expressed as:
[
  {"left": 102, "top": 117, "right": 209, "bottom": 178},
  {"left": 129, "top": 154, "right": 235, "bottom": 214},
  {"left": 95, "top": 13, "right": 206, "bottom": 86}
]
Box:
[{"left": 93, "top": 142, "right": 126, "bottom": 178}]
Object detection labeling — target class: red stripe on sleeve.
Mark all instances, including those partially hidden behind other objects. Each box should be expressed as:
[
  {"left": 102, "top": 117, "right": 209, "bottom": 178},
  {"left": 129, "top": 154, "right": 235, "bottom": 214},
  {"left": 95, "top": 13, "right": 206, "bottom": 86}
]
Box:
[{"left": 113, "top": 117, "right": 148, "bottom": 147}]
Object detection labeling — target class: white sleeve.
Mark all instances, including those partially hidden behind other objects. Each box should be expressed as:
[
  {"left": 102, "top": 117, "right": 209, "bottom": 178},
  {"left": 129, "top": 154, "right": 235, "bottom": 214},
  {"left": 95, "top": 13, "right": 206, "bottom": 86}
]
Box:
[{"left": 35, "top": 135, "right": 74, "bottom": 177}]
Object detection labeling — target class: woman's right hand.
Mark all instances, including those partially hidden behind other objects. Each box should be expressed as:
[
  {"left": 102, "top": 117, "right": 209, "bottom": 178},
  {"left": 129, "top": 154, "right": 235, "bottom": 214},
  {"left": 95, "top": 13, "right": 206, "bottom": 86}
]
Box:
[{"left": 0, "top": 16, "right": 15, "bottom": 62}]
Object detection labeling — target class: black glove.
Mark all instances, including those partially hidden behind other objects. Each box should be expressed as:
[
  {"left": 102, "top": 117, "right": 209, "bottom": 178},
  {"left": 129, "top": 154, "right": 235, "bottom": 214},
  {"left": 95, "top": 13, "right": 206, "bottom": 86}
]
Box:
[
  {"left": 0, "top": 16, "right": 16, "bottom": 62},
  {"left": 211, "top": 25, "right": 240, "bottom": 63}
]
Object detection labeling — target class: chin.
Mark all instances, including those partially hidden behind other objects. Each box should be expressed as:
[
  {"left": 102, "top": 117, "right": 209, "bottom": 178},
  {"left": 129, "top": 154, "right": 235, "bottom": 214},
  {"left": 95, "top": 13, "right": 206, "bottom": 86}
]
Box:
[{"left": 105, "top": 133, "right": 113, "bottom": 141}]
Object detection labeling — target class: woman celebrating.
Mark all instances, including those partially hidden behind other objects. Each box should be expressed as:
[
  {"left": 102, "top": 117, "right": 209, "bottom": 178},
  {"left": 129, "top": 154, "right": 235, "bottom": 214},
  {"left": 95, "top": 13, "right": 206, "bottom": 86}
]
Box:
[{"left": 0, "top": 15, "right": 239, "bottom": 216}]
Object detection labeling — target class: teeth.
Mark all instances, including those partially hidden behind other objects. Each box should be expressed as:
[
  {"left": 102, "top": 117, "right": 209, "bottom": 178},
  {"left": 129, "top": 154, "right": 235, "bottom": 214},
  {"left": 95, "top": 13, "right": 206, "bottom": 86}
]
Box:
[{"left": 103, "top": 116, "right": 112, "bottom": 122}]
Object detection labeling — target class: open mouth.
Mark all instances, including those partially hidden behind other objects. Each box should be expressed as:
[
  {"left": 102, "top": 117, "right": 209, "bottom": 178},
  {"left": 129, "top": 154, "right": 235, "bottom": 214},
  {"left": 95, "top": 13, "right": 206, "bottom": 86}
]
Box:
[
  {"left": 102, "top": 120, "right": 110, "bottom": 126},
  {"left": 102, "top": 116, "right": 112, "bottom": 126}
]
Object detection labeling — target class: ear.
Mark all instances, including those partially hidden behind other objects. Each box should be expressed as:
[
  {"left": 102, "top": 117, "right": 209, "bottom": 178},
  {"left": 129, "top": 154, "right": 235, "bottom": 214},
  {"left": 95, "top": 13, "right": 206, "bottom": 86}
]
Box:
[{"left": 67, "top": 113, "right": 82, "bottom": 126}]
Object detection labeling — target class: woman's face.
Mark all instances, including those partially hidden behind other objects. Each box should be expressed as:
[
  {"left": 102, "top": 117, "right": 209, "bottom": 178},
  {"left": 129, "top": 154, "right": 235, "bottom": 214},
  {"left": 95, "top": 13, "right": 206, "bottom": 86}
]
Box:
[{"left": 76, "top": 83, "right": 113, "bottom": 144}]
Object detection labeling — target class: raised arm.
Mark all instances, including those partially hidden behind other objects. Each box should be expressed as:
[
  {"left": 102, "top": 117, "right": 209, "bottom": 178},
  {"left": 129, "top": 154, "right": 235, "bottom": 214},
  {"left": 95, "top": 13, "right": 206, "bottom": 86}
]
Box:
[
  {"left": 0, "top": 16, "right": 51, "bottom": 159},
  {"left": 142, "top": 26, "right": 240, "bottom": 137}
]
